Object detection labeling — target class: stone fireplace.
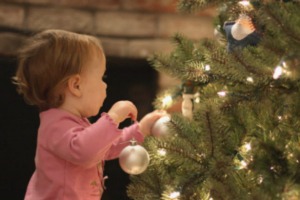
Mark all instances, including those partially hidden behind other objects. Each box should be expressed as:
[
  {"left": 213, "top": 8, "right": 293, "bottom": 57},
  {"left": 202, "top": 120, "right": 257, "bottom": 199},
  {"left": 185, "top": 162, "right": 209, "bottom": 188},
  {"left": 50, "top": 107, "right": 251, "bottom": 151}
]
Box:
[{"left": 0, "top": 0, "right": 215, "bottom": 58}]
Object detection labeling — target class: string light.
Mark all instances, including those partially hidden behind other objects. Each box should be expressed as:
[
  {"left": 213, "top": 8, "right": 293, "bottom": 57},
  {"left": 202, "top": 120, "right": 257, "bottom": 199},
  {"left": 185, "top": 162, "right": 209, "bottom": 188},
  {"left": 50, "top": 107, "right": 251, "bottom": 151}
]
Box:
[
  {"left": 244, "top": 143, "right": 251, "bottom": 152},
  {"left": 257, "top": 175, "right": 264, "bottom": 184},
  {"left": 157, "top": 149, "right": 167, "bottom": 156},
  {"left": 169, "top": 191, "right": 180, "bottom": 199},
  {"left": 240, "top": 160, "right": 248, "bottom": 169},
  {"left": 246, "top": 76, "right": 254, "bottom": 83},
  {"left": 238, "top": 0, "right": 253, "bottom": 10},
  {"left": 273, "top": 61, "right": 292, "bottom": 80},
  {"left": 194, "top": 92, "right": 200, "bottom": 103},
  {"left": 162, "top": 95, "right": 173, "bottom": 108},
  {"left": 238, "top": 0, "right": 251, "bottom": 7},
  {"left": 204, "top": 64, "right": 211, "bottom": 71},
  {"left": 217, "top": 91, "right": 227, "bottom": 97},
  {"left": 273, "top": 66, "right": 283, "bottom": 79}
]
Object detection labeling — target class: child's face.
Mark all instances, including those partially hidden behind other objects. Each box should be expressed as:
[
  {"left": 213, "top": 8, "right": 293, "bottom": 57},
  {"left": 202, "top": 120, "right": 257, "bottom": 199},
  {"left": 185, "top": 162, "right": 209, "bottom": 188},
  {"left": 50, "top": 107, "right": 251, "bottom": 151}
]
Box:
[{"left": 79, "top": 51, "right": 107, "bottom": 117}]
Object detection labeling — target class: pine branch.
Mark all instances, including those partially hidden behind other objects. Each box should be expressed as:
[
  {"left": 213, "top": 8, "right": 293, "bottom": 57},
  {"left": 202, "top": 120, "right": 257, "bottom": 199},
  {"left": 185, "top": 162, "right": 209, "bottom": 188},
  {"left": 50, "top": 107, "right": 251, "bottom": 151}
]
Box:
[
  {"left": 264, "top": 3, "right": 300, "bottom": 44},
  {"left": 205, "top": 111, "right": 215, "bottom": 157}
]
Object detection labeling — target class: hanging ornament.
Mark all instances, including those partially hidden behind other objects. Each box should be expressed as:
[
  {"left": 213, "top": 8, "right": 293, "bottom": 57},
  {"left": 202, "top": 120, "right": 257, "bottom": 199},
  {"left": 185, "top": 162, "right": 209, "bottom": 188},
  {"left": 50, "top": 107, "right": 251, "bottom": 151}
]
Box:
[
  {"left": 238, "top": 0, "right": 254, "bottom": 11},
  {"left": 151, "top": 115, "right": 171, "bottom": 138},
  {"left": 273, "top": 53, "right": 300, "bottom": 80},
  {"left": 119, "top": 139, "right": 150, "bottom": 175},
  {"left": 182, "top": 81, "right": 195, "bottom": 119},
  {"left": 182, "top": 94, "right": 194, "bottom": 119},
  {"left": 223, "top": 14, "right": 260, "bottom": 52}
]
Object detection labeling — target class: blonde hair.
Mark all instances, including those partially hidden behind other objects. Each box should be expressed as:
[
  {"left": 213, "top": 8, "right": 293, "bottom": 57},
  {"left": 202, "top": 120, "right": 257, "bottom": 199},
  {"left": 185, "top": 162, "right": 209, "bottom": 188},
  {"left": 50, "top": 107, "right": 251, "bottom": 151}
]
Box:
[{"left": 13, "top": 29, "right": 104, "bottom": 111}]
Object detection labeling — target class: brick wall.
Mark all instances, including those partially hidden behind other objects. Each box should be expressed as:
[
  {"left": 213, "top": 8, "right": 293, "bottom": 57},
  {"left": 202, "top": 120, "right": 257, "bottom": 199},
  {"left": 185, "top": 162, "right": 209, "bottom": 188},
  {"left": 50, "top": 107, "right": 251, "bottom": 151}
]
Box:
[{"left": 0, "top": 0, "right": 216, "bottom": 58}]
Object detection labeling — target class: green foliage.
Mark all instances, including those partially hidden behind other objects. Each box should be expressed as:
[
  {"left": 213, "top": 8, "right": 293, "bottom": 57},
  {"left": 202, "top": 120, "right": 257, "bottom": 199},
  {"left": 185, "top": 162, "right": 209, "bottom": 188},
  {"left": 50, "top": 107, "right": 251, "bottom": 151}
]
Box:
[{"left": 128, "top": 0, "right": 300, "bottom": 199}]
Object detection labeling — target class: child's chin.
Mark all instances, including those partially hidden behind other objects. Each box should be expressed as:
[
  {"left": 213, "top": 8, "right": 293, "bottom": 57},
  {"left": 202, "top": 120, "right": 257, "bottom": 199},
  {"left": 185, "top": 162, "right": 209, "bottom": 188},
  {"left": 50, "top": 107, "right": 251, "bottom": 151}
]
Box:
[
  {"left": 92, "top": 108, "right": 101, "bottom": 117},
  {"left": 84, "top": 109, "right": 100, "bottom": 118}
]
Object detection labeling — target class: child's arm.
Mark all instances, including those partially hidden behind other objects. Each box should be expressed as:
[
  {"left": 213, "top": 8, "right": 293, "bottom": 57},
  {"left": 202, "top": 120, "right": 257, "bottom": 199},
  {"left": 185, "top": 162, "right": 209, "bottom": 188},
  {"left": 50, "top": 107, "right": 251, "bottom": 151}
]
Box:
[
  {"left": 46, "top": 101, "right": 138, "bottom": 168},
  {"left": 46, "top": 113, "right": 123, "bottom": 168},
  {"left": 104, "top": 110, "right": 165, "bottom": 160}
]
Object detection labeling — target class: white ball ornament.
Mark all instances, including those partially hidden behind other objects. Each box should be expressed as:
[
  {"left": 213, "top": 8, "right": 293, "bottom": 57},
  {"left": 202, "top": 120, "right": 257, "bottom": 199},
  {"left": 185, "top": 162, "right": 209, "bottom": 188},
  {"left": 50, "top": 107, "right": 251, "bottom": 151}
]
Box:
[
  {"left": 151, "top": 115, "right": 171, "bottom": 137},
  {"left": 119, "top": 139, "right": 150, "bottom": 175}
]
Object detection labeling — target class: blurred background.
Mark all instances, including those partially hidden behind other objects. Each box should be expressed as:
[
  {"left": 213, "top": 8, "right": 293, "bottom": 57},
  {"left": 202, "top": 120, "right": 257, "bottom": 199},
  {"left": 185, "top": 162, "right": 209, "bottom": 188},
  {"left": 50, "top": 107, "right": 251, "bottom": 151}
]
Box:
[{"left": 0, "top": 0, "right": 215, "bottom": 199}]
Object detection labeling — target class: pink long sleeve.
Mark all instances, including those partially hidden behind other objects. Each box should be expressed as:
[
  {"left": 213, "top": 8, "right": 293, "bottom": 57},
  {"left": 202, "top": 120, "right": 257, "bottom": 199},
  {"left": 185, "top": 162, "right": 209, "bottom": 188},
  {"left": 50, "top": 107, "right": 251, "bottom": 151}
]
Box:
[
  {"left": 45, "top": 112, "right": 123, "bottom": 167},
  {"left": 105, "top": 122, "right": 144, "bottom": 160},
  {"left": 25, "top": 108, "right": 144, "bottom": 200}
]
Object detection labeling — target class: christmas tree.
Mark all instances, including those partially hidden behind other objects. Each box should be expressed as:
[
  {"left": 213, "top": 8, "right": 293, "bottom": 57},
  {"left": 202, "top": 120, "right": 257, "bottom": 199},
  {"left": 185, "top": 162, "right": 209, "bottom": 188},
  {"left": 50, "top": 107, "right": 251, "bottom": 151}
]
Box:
[{"left": 126, "top": 0, "right": 300, "bottom": 199}]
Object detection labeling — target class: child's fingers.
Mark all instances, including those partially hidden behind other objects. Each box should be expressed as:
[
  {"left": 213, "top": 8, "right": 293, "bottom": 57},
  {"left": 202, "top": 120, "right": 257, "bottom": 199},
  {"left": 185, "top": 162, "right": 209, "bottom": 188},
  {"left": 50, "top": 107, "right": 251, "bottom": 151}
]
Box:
[
  {"left": 127, "top": 102, "right": 138, "bottom": 120},
  {"left": 128, "top": 113, "right": 137, "bottom": 121}
]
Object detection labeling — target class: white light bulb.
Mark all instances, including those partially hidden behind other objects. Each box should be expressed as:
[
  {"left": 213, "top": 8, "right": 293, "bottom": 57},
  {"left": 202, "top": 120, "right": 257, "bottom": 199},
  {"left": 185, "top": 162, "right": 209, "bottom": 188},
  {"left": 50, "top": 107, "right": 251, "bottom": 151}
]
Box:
[
  {"left": 162, "top": 95, "right": 173, "bottom": 108},
  {"left": 273, "top": 66, "right": 283, "bottom": 79},
  {"left": 238, "top": 0, "right": 251, "bottom": 7},
  {"left": 204, "top": 64, "right": 211, "bottom": 71},
  {"left": 169, "top": 191, "right": 180, "bottom": 199},
  {"left": 244, "top": 143, "right": 251, "bottom": 151},
  {"left": 246, "top": 76, "right": 254, "bottom": 83},
  {"left": 257, "top": 176, "right": 264, "bottom": 184},
  {"left": 240, "top": 160, "right": 248, "bottom": 168},
  {"left": 238, "top": 0, "right": 253, "bottom": 10},
  {"left": 157, "top": 149, "right": 167, "bottom": 156},
  {"left": 217, "top": 91, "right": 227, "bottom": 97}
]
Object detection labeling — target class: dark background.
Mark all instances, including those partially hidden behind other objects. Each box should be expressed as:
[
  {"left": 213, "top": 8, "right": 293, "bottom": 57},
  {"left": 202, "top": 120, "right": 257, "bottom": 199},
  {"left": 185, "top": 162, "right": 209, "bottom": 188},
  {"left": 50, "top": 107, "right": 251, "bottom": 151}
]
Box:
[{"left": 0, "top": 56, "right": 158, "bottom": 200}]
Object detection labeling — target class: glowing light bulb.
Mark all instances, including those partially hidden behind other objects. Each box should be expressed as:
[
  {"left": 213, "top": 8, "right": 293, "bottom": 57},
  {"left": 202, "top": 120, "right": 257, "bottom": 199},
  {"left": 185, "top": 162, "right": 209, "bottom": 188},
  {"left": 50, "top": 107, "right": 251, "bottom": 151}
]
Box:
[
  {"left": 281, "top": 61, "right": 287, "bottom": 68},
  {"left": 204, "top": 64, "right": 211, "bottom": 71},
  {"left": 246, "top": 76, "right": 254, "bottom": 83},
  {"left": 244, "top": 143, "right": 251, "bottom": 151},
  {"left": 194, "top": 92, "right": 200, "bottom": 103},
  {"left": 238, "top": 0, "right": 253, "bottom": 10},
  {"left": 217, "top": 91, "right": 227, "bottom": 97},
  {"left": 257, "top": 175, "right": 264, "bottom": 184},
  {"left": 169, "top": 191, "right": 180, "bottom": 199},
  {"left": 239, "top": 0, "right": 251, "bottom": 6},
  {"left": 288, "top": 153, "right": 294, "bottom": 158},
  {"left": 240, "top": 160, "right": 248, "bottom": 168},
  {"left": 273, "top": 66, "right": 283, "bottom": 79},
  {"left": 162, "top": 95, "right": 173, "bottom": 108},
  {"left": 157, "top": 149, "right": 167, "bottom": 156}
]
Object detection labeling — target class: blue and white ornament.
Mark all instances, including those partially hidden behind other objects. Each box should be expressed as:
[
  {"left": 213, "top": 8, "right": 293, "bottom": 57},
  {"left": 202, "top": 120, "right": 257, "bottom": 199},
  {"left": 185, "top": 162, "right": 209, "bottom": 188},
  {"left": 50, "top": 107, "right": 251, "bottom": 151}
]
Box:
[{"left": 223, "top": 14, "right": 260, "bottom": 52}]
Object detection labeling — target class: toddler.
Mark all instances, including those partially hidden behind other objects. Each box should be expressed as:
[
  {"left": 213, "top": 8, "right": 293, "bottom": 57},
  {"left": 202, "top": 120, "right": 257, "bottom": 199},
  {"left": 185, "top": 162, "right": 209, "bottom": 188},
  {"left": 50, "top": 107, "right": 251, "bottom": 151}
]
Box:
[{"left": 14, "top": 29, "right": 163, "bottom": 200}]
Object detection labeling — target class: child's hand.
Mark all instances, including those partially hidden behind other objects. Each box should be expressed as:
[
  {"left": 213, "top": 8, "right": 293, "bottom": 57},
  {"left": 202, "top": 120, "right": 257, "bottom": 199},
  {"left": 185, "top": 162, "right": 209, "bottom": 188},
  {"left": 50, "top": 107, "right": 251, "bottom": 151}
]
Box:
[
  {"left": 139, "top": 110, "right": 167, "bottom": 136},
  {"left": 107, "top": 101, "right": 138, "bottom": 124}
]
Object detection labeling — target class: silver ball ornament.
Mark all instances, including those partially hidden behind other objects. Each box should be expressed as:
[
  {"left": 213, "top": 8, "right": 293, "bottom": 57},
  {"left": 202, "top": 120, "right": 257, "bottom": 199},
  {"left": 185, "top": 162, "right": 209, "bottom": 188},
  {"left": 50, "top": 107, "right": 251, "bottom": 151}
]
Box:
[
  {"left": 151, "top": 115, "right": 171, "bottom": 137},
  {"left": 119, "top": 140, "right": 150, "bottom": 175}
]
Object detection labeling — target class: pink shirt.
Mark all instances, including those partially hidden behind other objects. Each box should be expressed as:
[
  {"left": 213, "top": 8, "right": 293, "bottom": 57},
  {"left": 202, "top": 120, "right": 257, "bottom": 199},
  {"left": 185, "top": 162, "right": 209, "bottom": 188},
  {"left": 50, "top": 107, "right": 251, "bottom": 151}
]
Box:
[{"left": 24, "top": 108, "right": 144, "bottom": 200}]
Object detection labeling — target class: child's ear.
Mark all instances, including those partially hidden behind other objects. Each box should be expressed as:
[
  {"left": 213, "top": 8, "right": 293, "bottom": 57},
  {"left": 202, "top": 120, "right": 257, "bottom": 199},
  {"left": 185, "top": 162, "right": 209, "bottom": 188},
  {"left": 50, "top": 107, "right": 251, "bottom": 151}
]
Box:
[{"left": 67, "top": 74, "right": 82, "bottom": 97}]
